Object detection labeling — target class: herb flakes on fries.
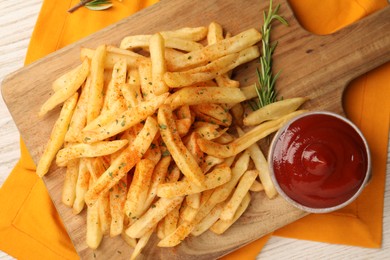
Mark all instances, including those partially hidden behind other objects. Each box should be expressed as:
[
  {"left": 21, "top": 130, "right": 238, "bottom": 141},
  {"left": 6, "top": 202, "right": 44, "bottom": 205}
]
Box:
[{"left": 37, "top": 19, "right": 306, "bottom": 259}]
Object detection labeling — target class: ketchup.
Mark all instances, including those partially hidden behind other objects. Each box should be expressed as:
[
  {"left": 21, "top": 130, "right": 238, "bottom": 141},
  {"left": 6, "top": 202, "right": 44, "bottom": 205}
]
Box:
[{"left": 271, "top": 113, "right": 368, "bottom": 209}]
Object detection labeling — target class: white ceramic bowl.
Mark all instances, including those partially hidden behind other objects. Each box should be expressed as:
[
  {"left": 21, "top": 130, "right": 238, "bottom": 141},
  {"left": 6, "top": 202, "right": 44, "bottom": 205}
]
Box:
[{"left": 268, "top": 111, "right": 371, "bottom": 213}]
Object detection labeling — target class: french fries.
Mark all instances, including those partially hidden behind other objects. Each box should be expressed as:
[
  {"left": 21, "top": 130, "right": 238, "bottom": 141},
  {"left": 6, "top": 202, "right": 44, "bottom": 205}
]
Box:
[{"left": 37, "top": 21, "right": 309, "bottom": 257}]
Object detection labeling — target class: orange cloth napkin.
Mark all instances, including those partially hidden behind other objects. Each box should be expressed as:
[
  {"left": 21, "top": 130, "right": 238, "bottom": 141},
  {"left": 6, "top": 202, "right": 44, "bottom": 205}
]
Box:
[{"left": 0, "top": 0, "right": 389, "bottom": 259}]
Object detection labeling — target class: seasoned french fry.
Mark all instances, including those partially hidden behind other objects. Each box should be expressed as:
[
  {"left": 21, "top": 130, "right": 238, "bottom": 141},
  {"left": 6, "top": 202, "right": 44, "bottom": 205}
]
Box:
[
  {"left": 158, "top": 104, "right": 205, "bottom": 186},
  {"left": 244, "top": 97, "right": 308, "bottom": 126},
  {"left": 98, "top": 192, "right": 111, "bottom": 235},
  {"left": 120, "top": 83, "right": 141, "bottom": 108},
  {"left": 65, "top": 79, "right": 90, "bottom": 143},
  {"left": 186, "top": 193, "right": 201, "bottom": 209},
  {"left": 130, "top": 227, "right": 154, "bottom": 260},
  {"left": 236, "top": 127, "right": 277, "bottom": 198},
  {"left": 220, "top": 170, "right": 257, "bottom": 220},
  {"left": 125, "top": 159, "right": 155, "bottom": 221},
  {"left": 160, "top": 26, "right": 208, "bottom": 41},
  {"left": 102, "top": 59, "right": 127, "bottom": 113},
  {"left": 191, "top": 202, "right": 223, "bottom": 236},
  {"left": 82, "top": 100, "right": 127, "bottom": 132},
  {"left": 163, "top": 203, "right": 181, "bottom": 238},
  {"left": 62, "top": 159, "right": 79, "bottom": 207},
  {"left": 81, "top": 47, "right": 146, "bottom": 69},
  {"left": 200, "top": 155, "right": 224, "bottom": 173},
  {"left": 82, "top": 94, "right": 168, "bottom": 143},
  {"left": 39, "top": 60, "right": 89, "bottom": 117},
  {"left": 164, "top": 53, "right": 239, "bottom": 88},
  {"left": 139, "top": 61, "right": 154, "bottom": 100},
  {"left": 73, "top": 158, "right": 90, "bottom": 214},
  {"left": 37, "top": 93, "right": 78, "bottom": 177},
  {"left": 197, "top": 110, "right": 307, "bottom": 158},
  {"left": 125, "top": 196, "right": 184, "bottom": 239},
  {"left": 121, "top": 231, "right": 137, "bottom": 248},
  {"left": 249, "top": 179, "right": 264, "bottom": 192},
  {"left": 56, "top": 140, "right": 128, "bottom": 166},
  {"left": 86, "top": 194, "right": 103, "bottom": 249},
  {"left": 168, "top": 28, "right": 261, "bottom": 71},
  {"left": 120, "top": 34, "right": 203, "bottom": 52},
  {"left": 206, "top": 151, "right": 250, "bottom": 205},
  {"left": 150, "top": 33, "right": 169, "bottom": 95},
  {"left": 87, "top": 45, "right": 106, "bottom": 123},
  {"left": 192, "top": 103, "right": 232, "bottom": 127},
  {"left": 143, "top": 156, "right": 172, "bottom": 212},
  {"left": 210, "top": 192, "right": 251, "bottom": 235},
  {"left": 84, "top": 117, "right": 159, "bottom": 206},
  {"left": 110, "top": 176, "right": 127, "bottom": 237},
  {"left": 166, "top": 86, "right": 246, "bottom": 110},
  {"left": 157, "top": 166, "right": 231, "bottom": 198}
]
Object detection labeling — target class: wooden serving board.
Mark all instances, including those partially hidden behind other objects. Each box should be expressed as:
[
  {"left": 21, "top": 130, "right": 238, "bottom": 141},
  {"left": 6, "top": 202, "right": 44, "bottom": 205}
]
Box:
[{"left": 1, "top": 0, "right": 390, "bottom": 259}]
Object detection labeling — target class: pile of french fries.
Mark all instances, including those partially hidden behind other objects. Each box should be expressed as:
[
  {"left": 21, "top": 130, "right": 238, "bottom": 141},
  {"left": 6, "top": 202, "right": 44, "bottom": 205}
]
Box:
[{"left": 36, "top": 22, "right": 307, "bottom": 259}]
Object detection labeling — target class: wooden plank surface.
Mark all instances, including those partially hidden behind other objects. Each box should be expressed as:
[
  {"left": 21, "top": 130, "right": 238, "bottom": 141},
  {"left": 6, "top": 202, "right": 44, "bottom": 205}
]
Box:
[{"left": 1, "top": 0, "right": 390, "bottom": 259}]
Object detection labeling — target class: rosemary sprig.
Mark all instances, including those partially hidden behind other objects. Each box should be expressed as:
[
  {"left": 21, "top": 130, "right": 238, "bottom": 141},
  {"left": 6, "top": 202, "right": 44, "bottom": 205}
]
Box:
[
  {"left": 68, "top": 0, "right": 113, "bottom": 13},
  {"left": 253, "top": 0, "right": 288, "bottom": 109}
]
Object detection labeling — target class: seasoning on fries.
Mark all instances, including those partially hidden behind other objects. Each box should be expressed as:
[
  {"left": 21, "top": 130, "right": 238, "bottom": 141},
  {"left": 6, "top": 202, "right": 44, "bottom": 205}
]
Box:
[{"left": 36, "top": 21, "right": 308, "bottom": 259}]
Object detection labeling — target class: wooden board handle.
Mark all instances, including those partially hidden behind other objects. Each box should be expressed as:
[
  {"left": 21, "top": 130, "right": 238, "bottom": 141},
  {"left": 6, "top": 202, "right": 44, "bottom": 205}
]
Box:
[{"left": 274, "top": 5, "right": 390, "bottom": 114}]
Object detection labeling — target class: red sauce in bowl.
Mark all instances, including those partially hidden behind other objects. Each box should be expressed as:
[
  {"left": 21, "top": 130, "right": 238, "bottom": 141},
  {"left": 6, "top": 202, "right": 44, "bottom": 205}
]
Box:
[{"left": 270, "top": 112, "right": 370, "bottom": 209}]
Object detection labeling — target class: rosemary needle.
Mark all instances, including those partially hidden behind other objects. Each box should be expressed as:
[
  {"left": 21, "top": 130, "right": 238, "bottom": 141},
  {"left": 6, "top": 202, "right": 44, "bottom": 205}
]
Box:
[
  {"left": 68, "top": 0, "right": 113, "bottom": 13},
  {"left": 253, "top": 0, "right": 288, "bottom": 109}
]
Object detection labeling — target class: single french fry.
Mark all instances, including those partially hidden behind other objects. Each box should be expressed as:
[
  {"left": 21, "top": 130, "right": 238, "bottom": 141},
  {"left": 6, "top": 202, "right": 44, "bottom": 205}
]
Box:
[
  {"left": 73, "top": 158, "right": 90, "bottom": 214},
  {"left": 207, "top": 151, "right": 250, "bottom": 205},
  {"left": 166, "top": 86, "right": 246, "bottom": 110},
  {"left": 84, "top": 117, "right": 159, "bottom": 206},
  {"left": 102, "top": 59, "right": 128, "bottom": 113},
  {"left": 110, "top": 176, "right": 127, "bottom": 237},
  {"left": 36, "top": 93, "right": 78, "bottom": 177},
  {"left": 157, "top": 188, "right": 216, "bottom": 247},
  {"left": 191, "top": 202, "right": 223, "bottom": 236},
  {"left": 158, "top": 104, "right": 205, "bottom": 186},
  {"left": 197, "top": 110, "right": 307, "bottom": 158},
  {"left": 39, "top": 60, "right": 89, "bottom": 117},
  {"left": 125, "top": 196, "right": 184, "bottom": 239},
  {"left": 192, "top": 103, "right": 232, "bottom": 127},
  {"left": 80, "top": 47, "right": 145, "bottom": 69},
  {"left": 168, "top": 28, "right": 261, "bottom": 71},
  {"left": 143, "top": 138, "right": 162, "bottom": 165},
  {"left": 220, "top": 170, "right": 257, "bottom": 220},
  {"left": 150, "top": 33, "right": 169, "bottom": 95},
  {"left": 98, "top": 192, "right": 111, "bottom": 235},
  {"left": 56, "top": 140, "right": 128, "bottom": 166},
  {"left": 164, "top": 53, "right": 239, "bottom": 88},
  {"left": 62, "top": 159, "right": 79, "bottom": 207},
  {"left": 207, "top": 22, "right": 224, "bottom": 45},
  {"left": 65, "top": 79, "right": 90, "bottom": 143},
  {"left": 82, "top": 94, "right": 168, "bottom": 143},
  {"left": 120, "top": 83, "right": 141, "bottom": 108},
  {"left": 82, "top": 100, "right": 127, "bottom": 132},
  {"left": 120, "top": 34, "right": 203, "bottom": 52},
  {"left": 139, "top": 61, "right": 154, "bottom": 100},
  {"left": 130, "top": 227, "right": 154, "bottom": 260},
  {"left": 163, "top": 203, "right": 181, "bottom": 238},
  {"left": 87, "top": 45, "right": 106, "bottom": 123},
  {"left": 157, "top": 166, "right": 231, "bottom": 198},
  {"left": 160, "top": 26, "right": 208, "bottom": 41},
  {"left": 244, "top": 97, "right": 308, "bottom": 126},
  {"left": 121, "top": 231, "right": 137, "bottom": 248},
  {"left": 143, "top": 156, "right": 172, "bottom": 212},
  {"left": 236, "top": 127, "right": 277, "bottom": 198},
  {"left": 86, "top": 199, "right": 103, "bottom": 249},
  {"left": 214, "top": 132, "right": 235, "bottom": 144},
  {"left": 124, "top": 159, "right": 155, "bottom": 221},
  {"left": 210, "top": 192, "right": 251, "bottom": 235},
  {"left": 249, "top": 179, "right": 264, "bottom": 192},
  {"left": 200, "top": 155, "right": 224, "bottom": 173}
]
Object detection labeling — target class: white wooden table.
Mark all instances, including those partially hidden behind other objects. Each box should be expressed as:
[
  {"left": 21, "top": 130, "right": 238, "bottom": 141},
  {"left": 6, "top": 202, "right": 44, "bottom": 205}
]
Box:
[{"left": 0, "top": 0, "right": 389, "bottom": 259}]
